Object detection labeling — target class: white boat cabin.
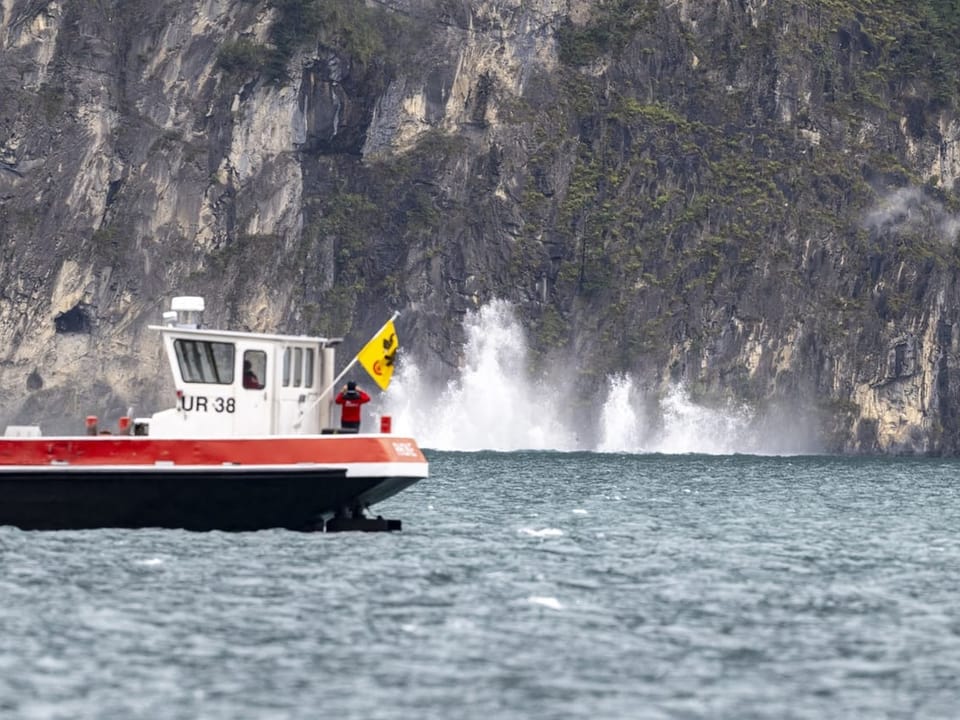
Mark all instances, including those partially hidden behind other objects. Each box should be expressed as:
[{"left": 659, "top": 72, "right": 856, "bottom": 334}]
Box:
[{"left": 142, "top": 296, "right": 342, "bottom": 437}]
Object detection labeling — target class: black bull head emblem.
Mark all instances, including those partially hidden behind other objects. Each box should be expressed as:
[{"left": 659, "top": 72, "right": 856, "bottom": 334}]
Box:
[{"left": 383, "top": 333, "right": 397, "bottom": 367}]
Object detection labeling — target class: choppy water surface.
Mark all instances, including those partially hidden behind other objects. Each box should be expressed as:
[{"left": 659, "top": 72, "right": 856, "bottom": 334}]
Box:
[{"left": 3, "top": 452, "right": 960, "bottom": 719}]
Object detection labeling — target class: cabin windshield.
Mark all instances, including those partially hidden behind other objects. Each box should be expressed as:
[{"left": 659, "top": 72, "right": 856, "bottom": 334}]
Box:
[{"left": 175, "top": 339, "right": 235, "bottom": 384}]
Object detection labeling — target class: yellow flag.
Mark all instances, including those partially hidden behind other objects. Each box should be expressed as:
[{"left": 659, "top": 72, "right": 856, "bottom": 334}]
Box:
[{"left": 357, "top": 319, "right": 399, "bottom": 390}]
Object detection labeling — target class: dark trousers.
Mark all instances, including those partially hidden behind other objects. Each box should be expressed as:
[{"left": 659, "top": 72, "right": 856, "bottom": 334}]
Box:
[{"left": 340, "top": 420, "right": 360, "bottom": 432}]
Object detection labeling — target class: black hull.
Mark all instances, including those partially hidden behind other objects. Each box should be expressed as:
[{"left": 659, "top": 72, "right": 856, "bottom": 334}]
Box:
[{"left": 0, "top": 468, "right": 420, "bottom": 531}]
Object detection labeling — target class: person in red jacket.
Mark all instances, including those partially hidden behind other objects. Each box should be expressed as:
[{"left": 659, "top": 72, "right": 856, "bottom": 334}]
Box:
[{"left": 335, "top": 380, "right": 371, "bottom": 432}]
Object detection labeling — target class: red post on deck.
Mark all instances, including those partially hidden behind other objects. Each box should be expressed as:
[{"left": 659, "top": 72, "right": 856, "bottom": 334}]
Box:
[{"left": 380, "top": 415, "right": 392, "bottom": 434}]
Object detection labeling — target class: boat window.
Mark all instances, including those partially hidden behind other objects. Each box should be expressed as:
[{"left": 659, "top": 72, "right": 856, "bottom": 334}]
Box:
[
  {"left": 293, "top": 348, "right": 303, "bottom": 387},
  {"left": 243, "top": 350, "right": 267, "bottom": 390},
  {"left": 282, "top": 347, "right": 291, "bottom": 387},
  {"left": 304, "top": 349, "right": 314, "bottom": 388},
  {"left": 175, "top": 340, "right": 235, "bottom": 384}
]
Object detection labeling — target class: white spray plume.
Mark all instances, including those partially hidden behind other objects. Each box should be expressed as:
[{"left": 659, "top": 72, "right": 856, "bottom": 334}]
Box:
[
  {"left": 655, "top": 385, "right": 754, "bottom": 454},
  {"left": 597, "top": 374, "right": 645, "bottom": 452},
  {"left": 380, "top": 300, "right": 579, "bottom": 451},
  {"left": 376, "top": 301, "right": 817, "bottom": 455}
]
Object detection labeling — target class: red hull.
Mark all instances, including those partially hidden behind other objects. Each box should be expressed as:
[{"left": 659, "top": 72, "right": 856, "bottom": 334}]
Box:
[{"left": 0, "top": 434, "right": 427, "bottom": 467}]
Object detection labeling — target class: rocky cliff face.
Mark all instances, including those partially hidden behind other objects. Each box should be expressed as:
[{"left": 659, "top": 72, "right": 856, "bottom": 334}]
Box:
[{"left": 1, "top": 0, "right": 960, "bottom": 452}]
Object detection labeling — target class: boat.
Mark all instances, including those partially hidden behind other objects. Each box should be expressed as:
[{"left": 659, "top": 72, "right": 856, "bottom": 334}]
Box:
[{"left": 0, "top": 297, "right": 428, "bottom": 531}]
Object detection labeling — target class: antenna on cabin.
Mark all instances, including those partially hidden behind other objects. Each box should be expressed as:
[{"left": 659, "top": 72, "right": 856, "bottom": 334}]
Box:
[{"left": 169, "top": 296, "right": 205, "bottom": 329}]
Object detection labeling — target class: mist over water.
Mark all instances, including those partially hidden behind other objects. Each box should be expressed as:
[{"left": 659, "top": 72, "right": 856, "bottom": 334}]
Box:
[{"left": 379, "top": 302, "right": 814, "bottom": 455}]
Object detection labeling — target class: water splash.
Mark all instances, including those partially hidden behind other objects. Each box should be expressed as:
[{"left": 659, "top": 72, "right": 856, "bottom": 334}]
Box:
[
  {"left": 381, "top": 300, "right": 579, "bottom": 451},
  {"left": 377, "top": 301, "right": 813, "bottom": 455},
  {"left": 654, "top": 385, "right": 754, "bottom": 454},
  {"left": 597, "top": 374, "right": 645, "bottom": 453}
]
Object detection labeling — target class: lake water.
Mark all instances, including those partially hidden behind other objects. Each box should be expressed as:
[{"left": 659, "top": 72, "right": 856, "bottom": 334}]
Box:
[{"left": 2, "top": 451, "right": 960, "bottom": 719}]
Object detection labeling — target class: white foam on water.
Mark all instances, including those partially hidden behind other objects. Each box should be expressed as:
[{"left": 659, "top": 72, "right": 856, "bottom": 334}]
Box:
[
  {"left": 527, "top": 596, "right": 563, "bottom": 610},
  {"left": 134, "top": 558, "right": 165, "bottom": 566},
  {"left": 518, "top": 527, "right": 564, "bottom": 538},
  {"left": 378, "top": 300, "right": 815, "bottom": 455}
]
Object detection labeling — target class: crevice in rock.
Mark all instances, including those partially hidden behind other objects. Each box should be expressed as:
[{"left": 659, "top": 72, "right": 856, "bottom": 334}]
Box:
[{"left": 54, "top": 304, "right": 92, "bottom": 334}]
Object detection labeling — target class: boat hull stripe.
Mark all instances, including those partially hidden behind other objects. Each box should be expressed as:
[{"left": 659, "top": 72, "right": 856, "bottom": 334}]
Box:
[{"left": 0, "top": 436, "right": 427, "bottom": 466}]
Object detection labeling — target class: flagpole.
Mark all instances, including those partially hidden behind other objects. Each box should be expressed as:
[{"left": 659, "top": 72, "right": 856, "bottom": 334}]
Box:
[
  {"left": 295, "top": 311, "right": 400, "bottom": 429},
  {"left": 318, "top": 357, "right": 359, "bottom": 405}
]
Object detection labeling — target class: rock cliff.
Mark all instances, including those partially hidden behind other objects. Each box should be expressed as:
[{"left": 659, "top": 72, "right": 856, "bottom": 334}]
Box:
[{"left": 1, "top": 0, "right": 960, "bottom": 452}]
